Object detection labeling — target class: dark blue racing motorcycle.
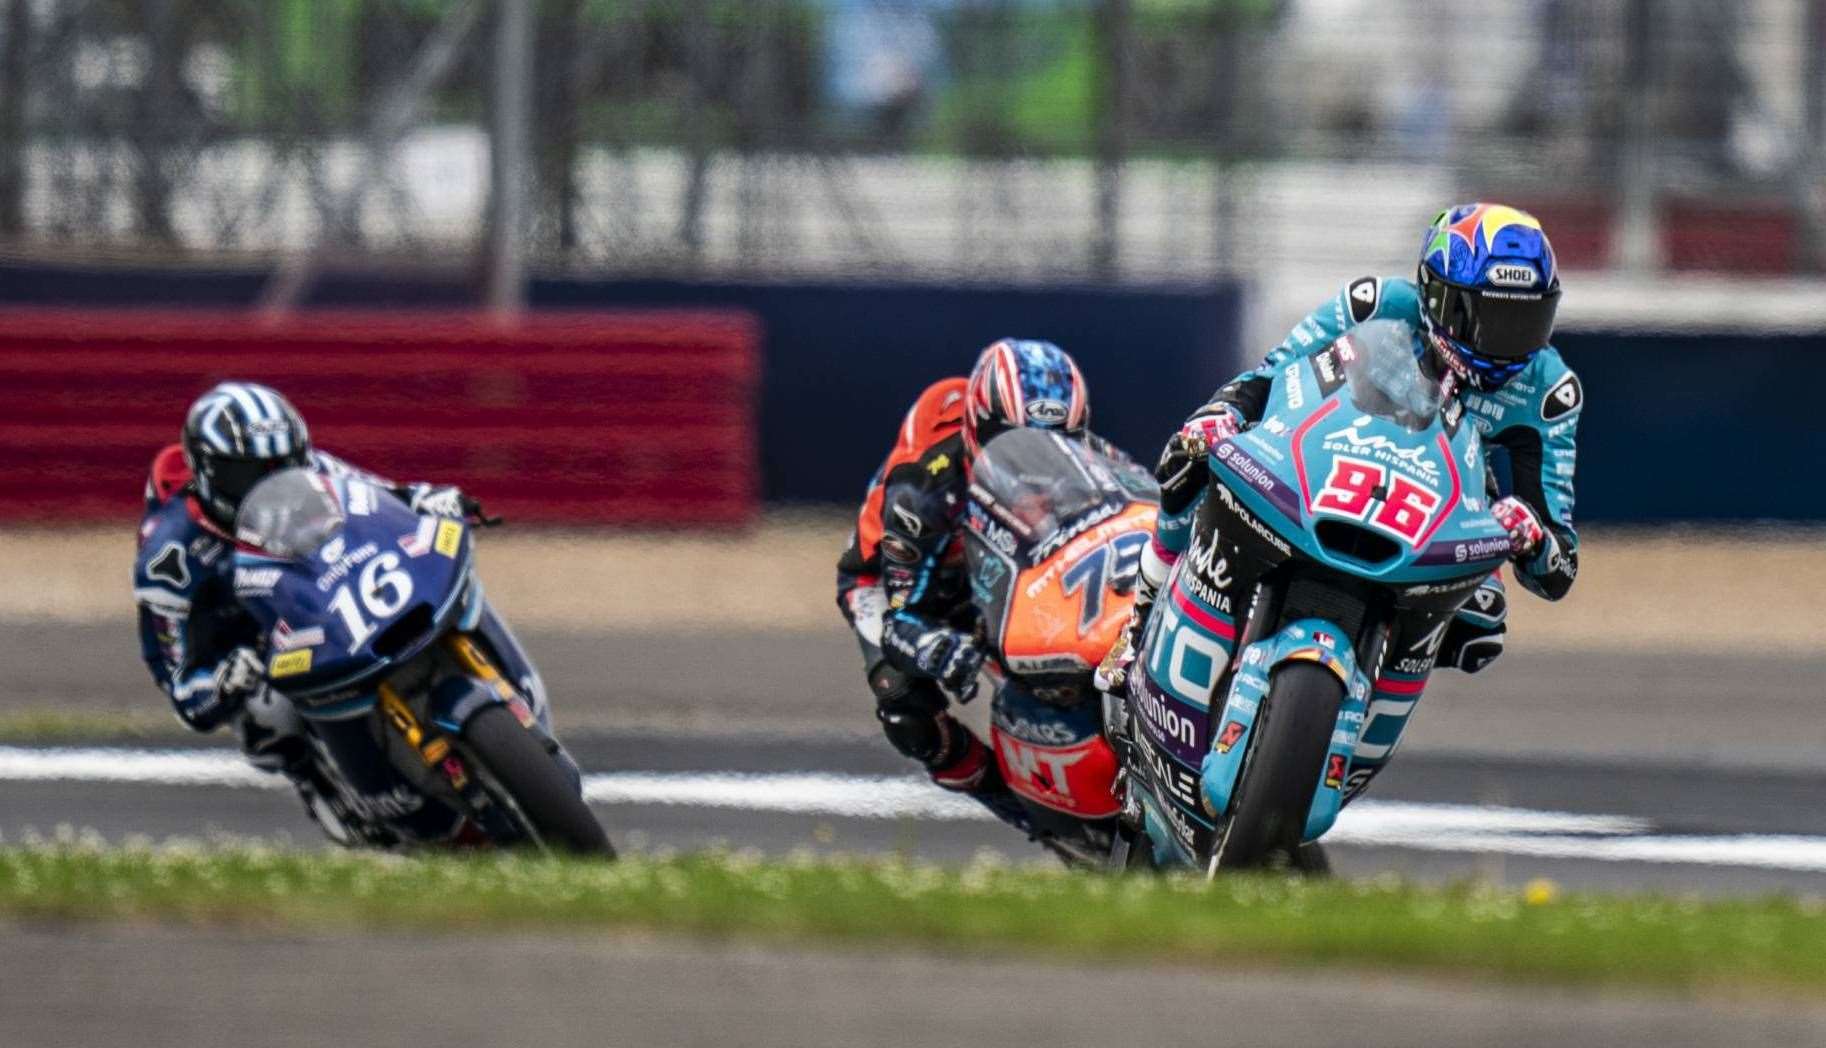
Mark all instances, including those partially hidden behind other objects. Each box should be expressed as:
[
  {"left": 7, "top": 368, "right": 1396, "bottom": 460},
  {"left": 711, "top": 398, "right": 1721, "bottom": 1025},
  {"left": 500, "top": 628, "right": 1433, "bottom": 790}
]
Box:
[{"left": 232, "top": 468, "right": 612, "bottom": 855}]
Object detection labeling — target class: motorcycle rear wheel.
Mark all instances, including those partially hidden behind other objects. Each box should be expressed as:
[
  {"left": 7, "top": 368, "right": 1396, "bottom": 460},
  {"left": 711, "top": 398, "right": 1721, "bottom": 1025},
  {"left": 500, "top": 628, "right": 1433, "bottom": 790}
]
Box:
[
  {"left": 1210, "top": 662, "right": 1343, "bottom": 871},
  {"left": 462, "top": 705, "right": 615, "bottom": 857}
]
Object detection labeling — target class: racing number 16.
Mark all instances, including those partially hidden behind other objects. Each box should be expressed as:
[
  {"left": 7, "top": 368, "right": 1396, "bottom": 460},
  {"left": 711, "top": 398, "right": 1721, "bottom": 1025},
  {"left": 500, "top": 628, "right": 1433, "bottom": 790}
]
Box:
[{"left": 1313, "top": 455, "right": 1441, "bottom": 545}]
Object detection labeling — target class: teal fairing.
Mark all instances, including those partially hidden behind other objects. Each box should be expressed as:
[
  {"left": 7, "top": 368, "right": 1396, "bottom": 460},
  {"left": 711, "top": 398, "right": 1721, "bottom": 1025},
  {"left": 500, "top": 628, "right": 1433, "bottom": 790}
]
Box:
[{"left": 1229, "top": 275, "right": 1580, "bottom": 599}]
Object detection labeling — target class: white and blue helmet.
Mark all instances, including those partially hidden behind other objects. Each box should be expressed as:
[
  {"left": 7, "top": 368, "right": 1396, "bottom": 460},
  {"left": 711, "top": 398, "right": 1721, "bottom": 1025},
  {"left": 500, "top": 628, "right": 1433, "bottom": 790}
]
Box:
[{"left": 181, "top": 381, "right": 312, "bottom": 527}]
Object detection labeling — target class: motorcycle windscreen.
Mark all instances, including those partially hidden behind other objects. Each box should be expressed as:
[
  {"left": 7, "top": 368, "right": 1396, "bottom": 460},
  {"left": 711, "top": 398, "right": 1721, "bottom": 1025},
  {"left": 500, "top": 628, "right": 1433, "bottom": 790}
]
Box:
[
  {"left": 964, "top": 429, "right": 1157, "bottom": 675},
  {"left": 235, "top": 470, "right": 474, "bottom": 696}
]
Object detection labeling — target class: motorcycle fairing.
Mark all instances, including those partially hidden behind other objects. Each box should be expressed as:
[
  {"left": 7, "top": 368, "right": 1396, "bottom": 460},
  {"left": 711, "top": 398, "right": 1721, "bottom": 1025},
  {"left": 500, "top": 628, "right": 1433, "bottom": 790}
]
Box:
[
  {"left": 1207, "top": 347, "right": 1511, "bottom": 584},
  {"left": 1195, "top": 616, "right": 1373, "bottom": 844},
  {"left": 233, "top": 474, "right": 475, "bottom": 707},
  {"left": 988, "top": 678, "right": 1120, "bottom": 819}
]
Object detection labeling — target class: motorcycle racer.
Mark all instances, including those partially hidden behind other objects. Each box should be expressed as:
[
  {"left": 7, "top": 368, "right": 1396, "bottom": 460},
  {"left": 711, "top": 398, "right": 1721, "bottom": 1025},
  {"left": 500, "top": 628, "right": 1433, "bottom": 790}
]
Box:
[
  {"left": 837, "top": 339, "right": 1132, "bottom": 832},
  {"left": 133, "top": 381, "right": 498, "bottom": 843},
  {"left": 1101, "top": 204, "right": 1579, "bottom": 775}
]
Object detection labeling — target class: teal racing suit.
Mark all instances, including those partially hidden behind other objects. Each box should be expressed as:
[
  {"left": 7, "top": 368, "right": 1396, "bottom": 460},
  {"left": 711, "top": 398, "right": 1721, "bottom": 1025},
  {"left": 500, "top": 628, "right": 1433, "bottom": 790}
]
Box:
[{"left": 1145, "top": 275, "right": 1581, "bottom": 684}]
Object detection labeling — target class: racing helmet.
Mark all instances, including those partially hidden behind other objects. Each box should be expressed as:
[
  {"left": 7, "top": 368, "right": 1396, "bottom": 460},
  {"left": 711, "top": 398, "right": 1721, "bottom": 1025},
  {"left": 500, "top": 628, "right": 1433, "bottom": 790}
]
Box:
[
  {"left": 962, "top": 338, "right": 1090, "bottom": 458},
  {"left": 181, "top": 381, "right": 313, "bottom": 529},
  {"left": 1417, "top": 203, "right": 1561, "bottom": 390}
]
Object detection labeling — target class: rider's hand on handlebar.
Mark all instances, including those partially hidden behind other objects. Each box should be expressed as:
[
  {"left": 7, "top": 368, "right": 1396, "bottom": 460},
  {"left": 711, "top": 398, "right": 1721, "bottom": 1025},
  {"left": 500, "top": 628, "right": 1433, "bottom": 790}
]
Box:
[
  {"left": 212, "top": 647, "right": 266, "bottom": 713},
  {"left": 1491, "top": 496, "right": 1545, "bottom": 558},
  {"left": 1175, "top": 408, "right": 1244, "bottom": 459},
  {"left": 407, "top": 483, "right": 466, "bottom": 518}
]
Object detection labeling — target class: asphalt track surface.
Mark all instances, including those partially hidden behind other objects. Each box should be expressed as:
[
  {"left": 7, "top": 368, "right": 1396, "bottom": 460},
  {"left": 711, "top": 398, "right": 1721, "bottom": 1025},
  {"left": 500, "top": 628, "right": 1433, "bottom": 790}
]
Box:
[
  {"left": 6, "top": 621, "right": 1826, "bottom": 894},
  {"left": 7, "top": 623, "right": 1826, "bottom": 1046},
  {"left": 7, "top": 924, "right": 1826, "bottom": 1048}
]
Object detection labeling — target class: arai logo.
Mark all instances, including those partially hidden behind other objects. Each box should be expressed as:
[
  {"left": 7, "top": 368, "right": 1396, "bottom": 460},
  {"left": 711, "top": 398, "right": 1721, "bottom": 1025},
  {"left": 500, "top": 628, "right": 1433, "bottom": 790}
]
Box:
[
  {"left": 1486, "top": 264, "right": 1538, "bottom": 288},
  {"left": 1027, "top": 399, "right": 1069, "bottom": 426}
]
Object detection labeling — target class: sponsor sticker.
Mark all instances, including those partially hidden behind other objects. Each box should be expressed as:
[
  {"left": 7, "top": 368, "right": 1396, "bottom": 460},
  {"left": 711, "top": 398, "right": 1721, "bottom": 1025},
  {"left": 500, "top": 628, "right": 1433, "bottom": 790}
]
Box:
[
  {"left": 1214, "top": 720, "right": 1246, "bottom": 754},
  {"left": 269, "top": 649, "right": 314, "bottom": 677},
  {"left": 146, "top": 542, "right": 190, "bottom": 588},
  {"left": 1027, "top": 399, "right": 1069, "bottom": 425},
  {"left": 434, "top": 520, "right": 463, "bottom": 558},
  {"left": 1486, "top": 264, "right": 1539, "bottom": 288},
  {"left": 319, "top": 537, "right": 346, "bottom": 564},
  {"left": 1542, "top": 372, "right": 1583, "bottom": 422},
  {"left": 1346, "top": 277, "right": 1380, "bottom": 323},
  {"left": 1325, "top": 753, "right": 1347, "bottom": 789},
  {"left": 398, "top": 516, "right": 438, "bottom": 557},
  {"left": 271, "top": 621, "right": 326, "bottom": 651}
]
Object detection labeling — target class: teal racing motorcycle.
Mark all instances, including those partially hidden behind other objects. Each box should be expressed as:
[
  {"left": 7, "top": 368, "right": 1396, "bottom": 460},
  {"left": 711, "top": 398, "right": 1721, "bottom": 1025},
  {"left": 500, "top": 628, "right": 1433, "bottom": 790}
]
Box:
[{"left": 1110, "top": 319, "right": 1513, "bottom": 872}]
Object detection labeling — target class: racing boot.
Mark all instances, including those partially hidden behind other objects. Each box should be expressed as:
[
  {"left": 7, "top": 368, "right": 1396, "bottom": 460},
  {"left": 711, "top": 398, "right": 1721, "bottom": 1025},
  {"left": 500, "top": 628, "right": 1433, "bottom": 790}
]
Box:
[{"left": 927, "top": 730, "right": 1033, "bottom": 836}]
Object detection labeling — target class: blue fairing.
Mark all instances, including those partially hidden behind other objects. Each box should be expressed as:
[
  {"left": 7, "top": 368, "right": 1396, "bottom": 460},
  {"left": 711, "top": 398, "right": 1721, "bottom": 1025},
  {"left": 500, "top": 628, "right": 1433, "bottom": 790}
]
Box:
[{"left": 232, "top": 474, "right": 477, "bottom": 710}]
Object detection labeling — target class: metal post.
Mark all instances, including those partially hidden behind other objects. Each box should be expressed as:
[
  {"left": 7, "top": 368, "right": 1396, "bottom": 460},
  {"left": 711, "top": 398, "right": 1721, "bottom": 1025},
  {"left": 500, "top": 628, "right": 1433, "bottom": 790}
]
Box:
[
  {"left": 0, "top": 0, "right": 29, "bottom": 238},
  {"left": 1614, "top": 0, "right": 1659, "bottom": 273},
  {"left": 487, "top": 0, "right": 534, "bottom": 321},
  {"left": 1091, "top": 0, "right": 1130, "bottom": 280}
]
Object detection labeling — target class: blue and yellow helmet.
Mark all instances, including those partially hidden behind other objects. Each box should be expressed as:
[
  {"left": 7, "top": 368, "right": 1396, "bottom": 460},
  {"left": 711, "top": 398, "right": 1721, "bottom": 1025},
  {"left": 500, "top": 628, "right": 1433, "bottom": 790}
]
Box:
[{"left": 1418, "top": 203, "right": 1561, "bottom": 389}]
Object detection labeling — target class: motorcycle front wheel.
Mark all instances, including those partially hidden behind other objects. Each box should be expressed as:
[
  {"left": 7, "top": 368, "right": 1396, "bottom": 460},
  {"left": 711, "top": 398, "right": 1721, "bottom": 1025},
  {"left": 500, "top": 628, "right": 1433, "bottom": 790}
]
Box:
[
  {"left": 461, "top": 705, "right": 615, "bottom": 857},
  {"left": 1210, "top": 661, "right": 1343, "bottom": 871}
]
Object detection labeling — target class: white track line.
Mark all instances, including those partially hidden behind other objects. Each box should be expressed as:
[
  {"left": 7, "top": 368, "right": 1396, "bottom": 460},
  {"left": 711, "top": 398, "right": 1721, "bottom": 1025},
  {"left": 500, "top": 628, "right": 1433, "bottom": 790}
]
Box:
[{"left": 3, "top": 746, "right": 1825, "bottom": 873}]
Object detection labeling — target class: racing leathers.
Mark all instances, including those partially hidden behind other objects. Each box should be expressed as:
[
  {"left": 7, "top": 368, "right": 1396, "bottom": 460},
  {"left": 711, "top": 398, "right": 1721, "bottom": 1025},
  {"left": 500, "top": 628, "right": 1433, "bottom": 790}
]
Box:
[
  {"left": 835, "top": 378, "right": 1130, "bottom": 831},
  {"left": 1187, "top": 274, "right": 1581, "bottom": 607},
  {"left": 133, "top": 443, "right": 461, "bottom": 841}
]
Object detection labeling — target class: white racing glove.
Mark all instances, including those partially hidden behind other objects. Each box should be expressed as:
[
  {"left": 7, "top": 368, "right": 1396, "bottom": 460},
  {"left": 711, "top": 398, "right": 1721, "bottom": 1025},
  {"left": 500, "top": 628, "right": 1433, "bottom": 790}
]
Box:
[
  {"left": 407, "top": 483, "right": 466, "bottom": 518},
  {"left": 213, "top": 647, "right": 266, "bottom": 710}
]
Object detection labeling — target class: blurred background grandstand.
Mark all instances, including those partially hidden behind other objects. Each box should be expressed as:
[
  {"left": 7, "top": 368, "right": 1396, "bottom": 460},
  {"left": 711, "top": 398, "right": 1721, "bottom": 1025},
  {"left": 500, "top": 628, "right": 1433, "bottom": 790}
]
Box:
[{"left": 3, "top": 1, "right": 1825, "bottom": 294}]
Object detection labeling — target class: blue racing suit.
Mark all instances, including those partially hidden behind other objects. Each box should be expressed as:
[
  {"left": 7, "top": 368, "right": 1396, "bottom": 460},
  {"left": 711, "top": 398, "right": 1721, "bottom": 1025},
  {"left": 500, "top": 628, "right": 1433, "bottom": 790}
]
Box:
[{"left": 133, "top": 446, "right": 407, "bottom": 731}]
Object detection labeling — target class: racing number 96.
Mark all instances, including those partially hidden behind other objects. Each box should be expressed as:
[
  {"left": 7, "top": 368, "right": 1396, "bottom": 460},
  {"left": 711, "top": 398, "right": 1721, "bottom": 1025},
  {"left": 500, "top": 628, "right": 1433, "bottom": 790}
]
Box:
[{"left": 1313, "top": 455, "right": 1441, "bottom": 545}]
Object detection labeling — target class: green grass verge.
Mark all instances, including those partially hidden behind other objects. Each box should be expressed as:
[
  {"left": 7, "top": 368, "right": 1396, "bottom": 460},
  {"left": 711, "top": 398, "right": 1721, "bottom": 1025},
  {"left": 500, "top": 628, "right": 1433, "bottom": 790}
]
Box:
[
  {"left": 3, "top": 840, "right": 1825, "bottom": 994},
  {"left": 0, "top": 711, "right": 187, "bottom": 745}
]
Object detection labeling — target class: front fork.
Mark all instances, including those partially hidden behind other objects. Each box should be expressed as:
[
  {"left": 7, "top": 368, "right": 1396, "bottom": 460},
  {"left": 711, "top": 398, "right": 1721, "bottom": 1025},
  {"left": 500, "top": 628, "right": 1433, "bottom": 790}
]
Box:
[{"left": 373, "top": 633, "right": 545, "bottom": 842}]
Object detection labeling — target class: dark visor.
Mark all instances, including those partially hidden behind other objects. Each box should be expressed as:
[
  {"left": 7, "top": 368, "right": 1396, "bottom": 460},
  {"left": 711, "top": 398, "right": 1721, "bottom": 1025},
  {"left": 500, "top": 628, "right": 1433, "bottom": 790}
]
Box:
[
  {"left": 207, "top": 452, "right": 307, "bottom": 507},
  {"left": 1422, "top": 270, "right": 1560, "bottom": 360}
]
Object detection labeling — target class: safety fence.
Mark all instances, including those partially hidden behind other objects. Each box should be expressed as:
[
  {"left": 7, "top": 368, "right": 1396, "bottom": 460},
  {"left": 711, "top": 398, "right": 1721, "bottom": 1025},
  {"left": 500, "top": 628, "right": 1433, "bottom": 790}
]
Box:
[{"left": 0, "top": 308, "right": 761, "bottom": 525}]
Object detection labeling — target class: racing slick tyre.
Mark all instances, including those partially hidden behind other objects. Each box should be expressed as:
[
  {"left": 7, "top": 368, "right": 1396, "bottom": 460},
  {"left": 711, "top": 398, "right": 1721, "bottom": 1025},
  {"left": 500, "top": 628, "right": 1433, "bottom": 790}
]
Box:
[
  {"left": 1211, "top": 662, "right": 1343, "bottom": 871},
  {"left": 462, "top": 705, "right": 614, "bottom": 857}
]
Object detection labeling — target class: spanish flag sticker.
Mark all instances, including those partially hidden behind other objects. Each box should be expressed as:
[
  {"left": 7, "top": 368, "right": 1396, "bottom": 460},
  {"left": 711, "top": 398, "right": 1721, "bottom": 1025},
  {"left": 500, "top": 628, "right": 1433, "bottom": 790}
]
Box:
[
  {"left": 434, "top": 520, "right": 463, "bottom": 558},
  {"left": 269, "top": 649, "right": 313, "bottom": 678}
]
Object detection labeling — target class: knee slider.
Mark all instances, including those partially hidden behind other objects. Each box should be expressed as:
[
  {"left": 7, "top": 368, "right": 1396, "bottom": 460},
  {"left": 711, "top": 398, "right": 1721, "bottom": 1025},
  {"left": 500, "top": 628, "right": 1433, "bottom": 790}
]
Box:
[{"left": 868, "top": 660, "right": 949, "bottom": 763}]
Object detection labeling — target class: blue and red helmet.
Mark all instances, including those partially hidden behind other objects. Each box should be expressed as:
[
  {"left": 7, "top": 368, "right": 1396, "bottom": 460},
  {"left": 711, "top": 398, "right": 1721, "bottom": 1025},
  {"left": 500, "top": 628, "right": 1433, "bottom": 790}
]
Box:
[
  {"left": 1418, "top": 203, "right": 1561, "bottom": 389},
  {"left": 962, "top": 338, "right": 1090, "bottom": 458}
]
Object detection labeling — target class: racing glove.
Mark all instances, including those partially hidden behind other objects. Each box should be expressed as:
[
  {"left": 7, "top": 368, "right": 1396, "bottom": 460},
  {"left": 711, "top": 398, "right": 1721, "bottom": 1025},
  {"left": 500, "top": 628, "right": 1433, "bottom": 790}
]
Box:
[
  {"left": 1491, "top": 496, "right": 1545, "bottom": 558},
  {"left": 214, "top": 647, "right": 266, "bottom": 711},
  {"left": 406, "top": 483, "right": 466, "bottom": 518},
  {"left": 905, "top": 626, "right": 987, "bottom": 701},
  {"left": 1156, "top": 407, "right": 1244, "bottom": 517}
]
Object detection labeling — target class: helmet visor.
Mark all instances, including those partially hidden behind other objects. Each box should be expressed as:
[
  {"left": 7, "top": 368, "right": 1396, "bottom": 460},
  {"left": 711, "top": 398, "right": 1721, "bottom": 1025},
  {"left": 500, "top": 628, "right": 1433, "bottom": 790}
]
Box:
[
  {"left": 204, "top": 451, "right": 308, "bottom": 512},
  {"left": 1423, "top": 271, "right": 1560, "bottom": 360}
]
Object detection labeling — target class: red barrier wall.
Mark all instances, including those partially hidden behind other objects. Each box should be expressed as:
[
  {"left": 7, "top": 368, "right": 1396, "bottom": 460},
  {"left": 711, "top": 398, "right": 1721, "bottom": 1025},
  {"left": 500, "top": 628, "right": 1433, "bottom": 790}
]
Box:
[{"left": 0, "top": 309, "right": 760, "bottom": 525}]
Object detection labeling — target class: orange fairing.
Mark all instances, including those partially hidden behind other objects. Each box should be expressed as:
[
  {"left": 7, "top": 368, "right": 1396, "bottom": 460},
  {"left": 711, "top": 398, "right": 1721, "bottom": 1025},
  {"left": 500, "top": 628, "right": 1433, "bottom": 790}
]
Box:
[{"left": 997, "top": 502, "right": 1157, "bottom": 673}]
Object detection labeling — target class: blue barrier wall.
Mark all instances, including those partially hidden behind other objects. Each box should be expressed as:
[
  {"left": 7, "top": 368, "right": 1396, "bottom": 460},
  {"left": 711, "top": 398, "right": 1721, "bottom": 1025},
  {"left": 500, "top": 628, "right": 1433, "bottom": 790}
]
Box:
[
  {"left": 1554, "top": 330, "right": 1822, "bottom": 521},
  {"left": 3, "top": 260, "right": 1819, "bottom": 519}
]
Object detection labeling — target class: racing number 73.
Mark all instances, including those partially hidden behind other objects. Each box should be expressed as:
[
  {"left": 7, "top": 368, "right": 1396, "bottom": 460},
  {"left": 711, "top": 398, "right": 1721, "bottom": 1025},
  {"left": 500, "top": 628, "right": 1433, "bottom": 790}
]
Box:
[{"left": 1312, "top": 455, "right": 1442, "bottom": 546}]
